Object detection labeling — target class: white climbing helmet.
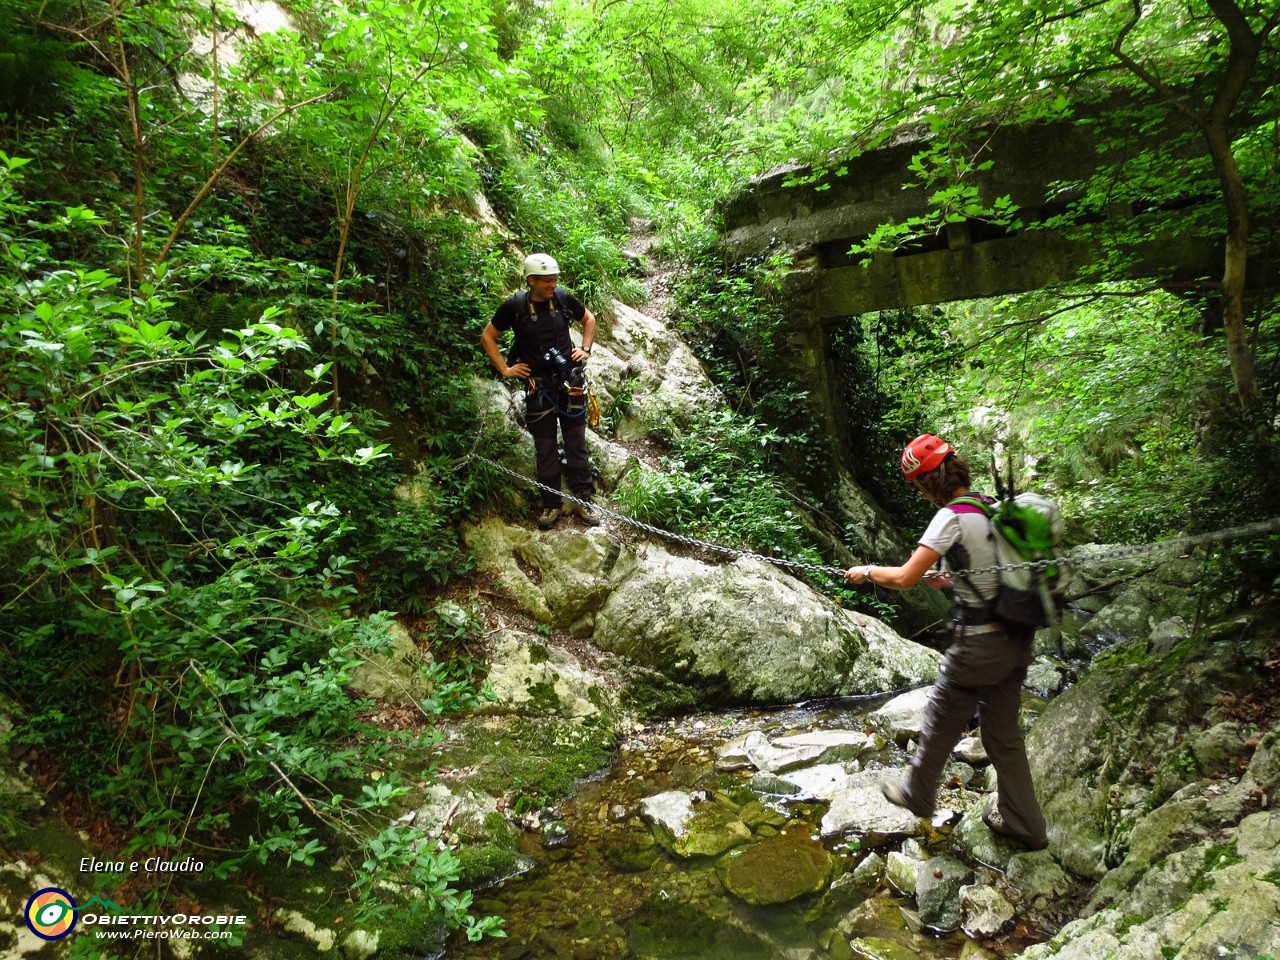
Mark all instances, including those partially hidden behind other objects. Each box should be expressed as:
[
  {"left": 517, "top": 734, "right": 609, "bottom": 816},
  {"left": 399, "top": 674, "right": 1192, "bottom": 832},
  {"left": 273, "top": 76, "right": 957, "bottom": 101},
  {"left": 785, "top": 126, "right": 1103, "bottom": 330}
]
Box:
[{"left": 522, "top": 253, "right": 560, "bottom": 278}]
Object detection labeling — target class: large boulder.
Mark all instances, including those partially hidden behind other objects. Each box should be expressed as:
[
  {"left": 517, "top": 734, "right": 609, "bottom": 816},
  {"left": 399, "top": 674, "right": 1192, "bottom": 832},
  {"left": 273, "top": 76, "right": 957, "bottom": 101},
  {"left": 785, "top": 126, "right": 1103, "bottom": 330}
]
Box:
[{"left": 593, "top": 543, "right": 940, "bottom": 704}]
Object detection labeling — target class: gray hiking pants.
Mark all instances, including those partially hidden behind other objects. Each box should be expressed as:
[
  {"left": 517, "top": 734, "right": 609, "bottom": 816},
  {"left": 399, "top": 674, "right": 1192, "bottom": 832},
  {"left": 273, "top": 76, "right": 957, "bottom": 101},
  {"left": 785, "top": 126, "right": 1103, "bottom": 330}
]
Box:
[{"left": 905, "top": 625, "right": 1048, "bottom": 847}]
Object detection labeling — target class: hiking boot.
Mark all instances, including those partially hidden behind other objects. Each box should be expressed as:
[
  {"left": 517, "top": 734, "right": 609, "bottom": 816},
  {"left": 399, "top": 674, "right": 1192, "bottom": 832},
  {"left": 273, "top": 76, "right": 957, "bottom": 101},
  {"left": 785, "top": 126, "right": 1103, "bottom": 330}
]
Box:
[
  {"left": 982, "top": 800, "right": 1048, "bottom": 851},
  {"left": 537, "top": 505, "right": 564, "bottom": 530},
  {"left": 568, "top": 498, "right": 601, "bottom": 526},
  {"left": 880, "top": 779, "right": 933, "bottom": 818}
]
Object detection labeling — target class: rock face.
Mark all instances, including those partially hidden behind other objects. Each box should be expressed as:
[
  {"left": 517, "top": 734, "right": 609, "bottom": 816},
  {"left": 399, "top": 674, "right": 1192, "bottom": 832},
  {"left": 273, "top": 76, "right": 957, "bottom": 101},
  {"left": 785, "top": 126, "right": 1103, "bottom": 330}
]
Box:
[
  {"left": 348, "top": 619, "right": 429, "bottom": 703},
  {"left": 482, "top": 629, "right": 615, "bottom": 720},
  {"left": 464, "top": 524, "right": 940, "bottom": 706},
  {"left": 716, "top": 829, "right": 833, "bottom": 904},
  {"left": 593, "top": 545, "right": 941, "bottom": 704},
  {"left": 1015, "top": 596, "right": 1280, "bottom": 960}
]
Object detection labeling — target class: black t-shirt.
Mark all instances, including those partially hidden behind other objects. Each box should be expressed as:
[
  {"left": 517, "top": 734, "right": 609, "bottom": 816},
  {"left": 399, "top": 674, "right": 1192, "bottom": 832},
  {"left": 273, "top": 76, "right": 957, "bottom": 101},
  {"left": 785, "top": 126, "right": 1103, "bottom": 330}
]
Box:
[{"left": 490, "top": 289, "right": 586, "bottom": 376}]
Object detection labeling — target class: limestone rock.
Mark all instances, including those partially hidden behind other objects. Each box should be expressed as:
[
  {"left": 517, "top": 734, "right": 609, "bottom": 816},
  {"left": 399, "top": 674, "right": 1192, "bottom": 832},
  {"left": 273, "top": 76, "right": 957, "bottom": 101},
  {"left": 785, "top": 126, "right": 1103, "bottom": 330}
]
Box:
[
  {"left": 639, "top": 790, "right": 751, "bottom": 858},
  {"left": 870, "top": 686, "right": 933, "bottom": 743},
  {"left": 748, "top": 771, "right": 803, "bottom": 795},
  {"left": 594, "top": 544, "right": 940, "bottom": 704},
  {"left": 717, "top": 829, "right": 833, "bottom": 904},
  {"left": 798, "top": 768, "right": 928, "bottom": 839},
  {"left": 954, "top": 736, "right": 988, "bottom": 764},
  {"left": 1024, "top": 660, "right": 1064, "bottom": 698},
  {"left": 274, "top": 909, "right": 335, "bottom": 952},
  {"left": 481, "top": 629, "right": 613, "bottom": 720},
  {"left": 1188, "top": 720, "right": 1248, "bottom": 777},
  {"left": 948, "top": 807, "right": 1026, "bottom": 872},
  {"left": 348, "top": 619, "right": 427, "bottom": 703},
  {"left": 1005, "top": 850, "right": 1070, "bottom": 899},
  {"left": 342, "top": 930, "right": 380, "bottom": 960},
  {"left": 915, "top": 855, "right": 974, "bottom": 933},
  {"left": 720, "top": 729, "right": 876, "bottom": 774},
  {"left": 884, "top": 851, "right": 920, "bottom": 896},
  {"left": 464, "top": 519, "right": 628, "bottom": 627},
  {"left": 959, "top": 884, "right": 1015, "bottom": 938}
]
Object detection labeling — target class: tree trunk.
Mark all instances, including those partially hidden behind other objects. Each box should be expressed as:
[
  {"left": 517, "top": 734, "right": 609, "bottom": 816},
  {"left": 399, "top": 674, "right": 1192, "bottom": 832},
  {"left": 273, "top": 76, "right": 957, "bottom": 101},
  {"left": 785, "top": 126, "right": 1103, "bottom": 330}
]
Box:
[{"left": 1202, "top": 123, "right": 1262, "bottom": 406}]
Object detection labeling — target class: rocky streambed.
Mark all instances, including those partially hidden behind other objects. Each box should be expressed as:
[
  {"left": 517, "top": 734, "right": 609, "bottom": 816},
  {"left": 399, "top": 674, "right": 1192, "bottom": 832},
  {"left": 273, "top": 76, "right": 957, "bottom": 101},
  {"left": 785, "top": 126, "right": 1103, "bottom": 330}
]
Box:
[{"left": 447, "top": 690, "right": 1084, "bottom": 960}]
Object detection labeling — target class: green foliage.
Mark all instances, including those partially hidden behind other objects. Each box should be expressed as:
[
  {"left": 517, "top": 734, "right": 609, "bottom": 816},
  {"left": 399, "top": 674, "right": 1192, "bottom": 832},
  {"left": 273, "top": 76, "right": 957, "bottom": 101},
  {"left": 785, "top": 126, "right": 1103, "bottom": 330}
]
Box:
[
  {"left": 615, "top": 408, "right": 822, "bottom": 566},
  {"left": 0, "top": 138, "right": 492, "bottom": 934}
]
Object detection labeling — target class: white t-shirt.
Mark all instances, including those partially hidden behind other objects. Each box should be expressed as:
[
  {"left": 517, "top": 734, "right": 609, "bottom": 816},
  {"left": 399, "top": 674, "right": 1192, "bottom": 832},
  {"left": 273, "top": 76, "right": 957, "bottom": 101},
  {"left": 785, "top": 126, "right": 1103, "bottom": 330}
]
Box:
[{"left": 918, "top": 506, "right": 999, "bottom": 608}]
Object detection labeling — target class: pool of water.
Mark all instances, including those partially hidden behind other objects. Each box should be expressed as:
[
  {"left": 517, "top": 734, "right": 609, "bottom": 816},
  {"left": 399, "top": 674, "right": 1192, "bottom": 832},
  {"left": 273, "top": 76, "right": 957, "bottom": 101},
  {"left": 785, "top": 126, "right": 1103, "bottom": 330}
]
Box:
[{"left": 447, "top": 696, "right": 1001, "bottom": 960}]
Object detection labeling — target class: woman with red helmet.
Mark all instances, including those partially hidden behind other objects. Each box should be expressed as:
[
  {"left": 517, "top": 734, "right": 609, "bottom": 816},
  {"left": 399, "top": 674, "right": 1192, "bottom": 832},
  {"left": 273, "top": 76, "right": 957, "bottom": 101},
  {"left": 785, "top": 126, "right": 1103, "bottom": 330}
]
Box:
[{"left": 843, "top": 434, "right": 1048, "bottom": 851}]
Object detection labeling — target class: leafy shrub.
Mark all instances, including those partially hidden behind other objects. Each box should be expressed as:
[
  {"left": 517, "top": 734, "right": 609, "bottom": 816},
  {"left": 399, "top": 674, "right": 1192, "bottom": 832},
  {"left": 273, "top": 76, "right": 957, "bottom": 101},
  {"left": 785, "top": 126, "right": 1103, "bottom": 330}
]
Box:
[{"left": 0, "top": 154, "right": 495, "bottom": 938}]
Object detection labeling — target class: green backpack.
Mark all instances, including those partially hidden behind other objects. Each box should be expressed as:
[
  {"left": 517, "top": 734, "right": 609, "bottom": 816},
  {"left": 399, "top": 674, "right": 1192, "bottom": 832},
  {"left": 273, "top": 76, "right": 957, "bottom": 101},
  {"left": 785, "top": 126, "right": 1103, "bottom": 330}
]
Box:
[{"left": 948, "top": 491, "right": 1070, "bottom": 630}]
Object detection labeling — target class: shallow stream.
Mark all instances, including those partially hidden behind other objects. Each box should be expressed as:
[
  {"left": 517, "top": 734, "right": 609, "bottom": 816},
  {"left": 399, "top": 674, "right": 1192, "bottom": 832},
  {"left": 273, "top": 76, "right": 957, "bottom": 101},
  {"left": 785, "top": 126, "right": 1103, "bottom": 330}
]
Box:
[{"left": 448, "top": 695, "right": 1043, "bottom": 960}]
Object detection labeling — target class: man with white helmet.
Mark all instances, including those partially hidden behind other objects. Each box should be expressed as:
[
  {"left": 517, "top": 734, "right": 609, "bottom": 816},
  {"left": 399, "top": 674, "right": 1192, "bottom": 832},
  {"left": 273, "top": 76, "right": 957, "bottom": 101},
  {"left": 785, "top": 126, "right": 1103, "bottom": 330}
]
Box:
[{"left": 481, "top": 253, "right": 600, "bottom": 529}]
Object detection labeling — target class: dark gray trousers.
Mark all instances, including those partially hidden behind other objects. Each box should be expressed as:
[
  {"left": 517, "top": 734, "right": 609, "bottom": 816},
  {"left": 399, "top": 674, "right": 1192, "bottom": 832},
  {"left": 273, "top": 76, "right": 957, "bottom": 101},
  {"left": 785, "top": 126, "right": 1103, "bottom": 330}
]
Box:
[
  {"left": 905, "top": 626, "right": 1048, "bottom": 846},
  {"left": 527, "top": 404, "right": 592, "bottom": 509}
]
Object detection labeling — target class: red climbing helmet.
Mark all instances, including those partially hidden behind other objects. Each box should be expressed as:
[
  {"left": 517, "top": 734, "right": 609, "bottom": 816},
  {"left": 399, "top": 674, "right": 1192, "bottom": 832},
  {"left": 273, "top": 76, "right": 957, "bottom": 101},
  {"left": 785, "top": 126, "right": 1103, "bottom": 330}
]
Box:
[{"left": 900, "top": 434, "right": 953, "bottom": 480}]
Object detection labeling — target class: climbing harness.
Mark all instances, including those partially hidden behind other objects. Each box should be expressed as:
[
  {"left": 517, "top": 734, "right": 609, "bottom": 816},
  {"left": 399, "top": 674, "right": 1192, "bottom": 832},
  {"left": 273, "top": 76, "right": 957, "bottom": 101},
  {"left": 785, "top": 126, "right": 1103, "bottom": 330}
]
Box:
[{"left": 464, "top": 454, "right": 1280, "bottom": 584}]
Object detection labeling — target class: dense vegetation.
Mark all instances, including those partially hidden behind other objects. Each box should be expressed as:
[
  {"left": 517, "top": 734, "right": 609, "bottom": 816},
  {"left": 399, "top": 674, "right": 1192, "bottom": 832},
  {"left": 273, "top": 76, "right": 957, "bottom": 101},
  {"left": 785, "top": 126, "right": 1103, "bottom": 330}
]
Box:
[{"left": 1, "top": 0, "right": 1276, "bottom": 944}]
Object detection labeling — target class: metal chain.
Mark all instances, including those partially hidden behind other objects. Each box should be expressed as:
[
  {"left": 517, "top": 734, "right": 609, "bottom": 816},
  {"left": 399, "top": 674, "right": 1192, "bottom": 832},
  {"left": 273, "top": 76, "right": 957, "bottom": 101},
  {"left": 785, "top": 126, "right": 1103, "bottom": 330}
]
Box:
[
  {"left": 467, "top": 455, "right": 1280, "bottom": 582},
  {"left": 470, "top": 455, "right": 847, "bottom": 577}
]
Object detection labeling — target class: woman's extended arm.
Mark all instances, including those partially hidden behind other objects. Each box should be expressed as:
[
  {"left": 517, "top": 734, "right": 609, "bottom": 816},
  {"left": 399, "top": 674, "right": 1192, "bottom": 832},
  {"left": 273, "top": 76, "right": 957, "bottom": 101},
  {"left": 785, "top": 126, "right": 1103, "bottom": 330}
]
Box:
[{"left": 844, "top": 544, "right": 944, "bottom": 590}]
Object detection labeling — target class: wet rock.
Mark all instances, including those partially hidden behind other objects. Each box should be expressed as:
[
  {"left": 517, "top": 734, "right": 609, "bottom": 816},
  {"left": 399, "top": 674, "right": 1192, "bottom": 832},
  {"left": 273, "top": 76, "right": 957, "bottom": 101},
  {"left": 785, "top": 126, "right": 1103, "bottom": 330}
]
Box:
[
  {"left": 1024, "top": 660, "right": 1064, "bottom": 698},
  {"left": 748, "top": 771, "right": 803, "bottom": 795},
  {"left": 602, "top": 830, "right": 660, "bottom": 873},
  {"left": 959, "top": 942, "right": 997, "bottom": 960},
  {"left": 949, "top": 807, "right": 1025, "bottom": 871},
  {"left": 717, "top": 829, "right": 833, "bottom": 904},
  {"left": 838, "top": 894, "right": 910, "bottom": 938},
  {"left": 847, "top": 851, "right": 885, "bottom": 889},
  {"left": 959, "top": 884, "right": 1014, "bottom": 938},
  {"left": 846, "top": 936, "right": 923, "bottom": 960},
  {"left": 541, "top": 820, "right": 572, "bottom": 849},
  {"left": 808, "top": 769, "right": 929, "bottom": 839},
  {"left": 628, "top": 895, "right": 775, "bottom": 959},
  {"left": 738, "top": 799, "right": 787, "bottom": 830},
  {"left": 884, "top": 852, "right": 920, "bottom": 896},
  {"left": 915, "top": 855, "right": 973, "bottom": 933},
  {"left": 1005, "top": 850, "right": 1070, "bottom": 899},
  {"left": 639, "top": 790, "right": 751, "bottom": 858},
  {"left": 870, "top": 686, "right": 932, "bottom": 743}
]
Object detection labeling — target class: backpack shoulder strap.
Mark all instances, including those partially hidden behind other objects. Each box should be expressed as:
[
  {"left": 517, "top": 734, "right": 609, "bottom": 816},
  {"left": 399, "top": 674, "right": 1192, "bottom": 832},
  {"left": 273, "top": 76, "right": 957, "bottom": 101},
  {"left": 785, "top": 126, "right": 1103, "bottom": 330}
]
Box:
[
  {"left": 947, "top": 495, "right": 995, "bottom": 517},
  {"left": 943, "top": 495, "right": 998, "bottom": 609}
]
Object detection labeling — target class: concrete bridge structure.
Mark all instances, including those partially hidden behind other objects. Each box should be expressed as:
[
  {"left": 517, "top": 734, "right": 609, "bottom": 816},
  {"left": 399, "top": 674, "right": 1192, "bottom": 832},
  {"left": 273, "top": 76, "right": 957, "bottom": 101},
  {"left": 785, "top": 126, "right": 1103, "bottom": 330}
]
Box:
[{"left": 718, "top": 119, "right": 1234, "bottom": 472}]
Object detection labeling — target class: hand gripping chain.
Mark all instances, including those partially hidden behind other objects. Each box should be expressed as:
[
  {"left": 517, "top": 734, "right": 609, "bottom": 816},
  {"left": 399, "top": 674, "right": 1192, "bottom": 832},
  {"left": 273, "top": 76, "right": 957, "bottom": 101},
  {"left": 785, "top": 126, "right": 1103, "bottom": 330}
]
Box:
[{"left": 467, "top": 456, "right": 1280, "bottom": 582}]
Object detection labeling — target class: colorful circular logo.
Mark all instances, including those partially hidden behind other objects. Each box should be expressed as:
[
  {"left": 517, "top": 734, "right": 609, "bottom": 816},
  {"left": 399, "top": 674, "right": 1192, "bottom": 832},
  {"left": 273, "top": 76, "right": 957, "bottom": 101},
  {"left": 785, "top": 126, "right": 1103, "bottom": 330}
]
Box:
[{"left": 25, "top": 887, "right": 78, "bottom": 940}]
